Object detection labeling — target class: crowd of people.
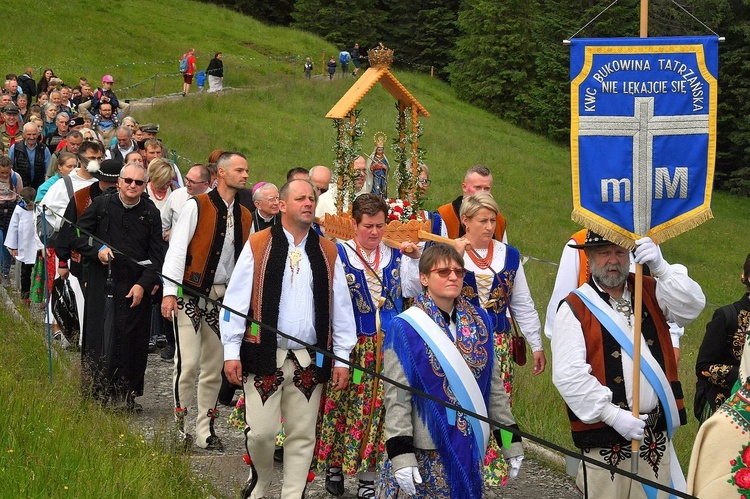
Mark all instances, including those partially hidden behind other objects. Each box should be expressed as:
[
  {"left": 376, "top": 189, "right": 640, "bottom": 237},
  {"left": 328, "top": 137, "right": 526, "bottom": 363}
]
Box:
[{"left": 0, "top": 65, "right": 745, "bottom": 499}]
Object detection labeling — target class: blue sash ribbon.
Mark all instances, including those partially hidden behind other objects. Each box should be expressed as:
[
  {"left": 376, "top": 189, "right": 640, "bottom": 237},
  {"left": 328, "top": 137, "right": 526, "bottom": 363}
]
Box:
[{"left": 572, "top": 289, "right": 679, "bottom": 438}]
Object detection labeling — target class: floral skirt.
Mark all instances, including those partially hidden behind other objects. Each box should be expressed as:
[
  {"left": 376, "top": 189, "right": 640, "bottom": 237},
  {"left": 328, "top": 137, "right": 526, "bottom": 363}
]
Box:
[
  {"left": 483, "top": 331, "right": 514, "bottom": 486},
  {"left": 29, "top": 253, "right": 45, "bottom": 304},
  {"left": 315, "top": 334, "right": 385, "bottom": 474},
  {"left": 377, "top": 450, "right": 451, "bottom": 498}
]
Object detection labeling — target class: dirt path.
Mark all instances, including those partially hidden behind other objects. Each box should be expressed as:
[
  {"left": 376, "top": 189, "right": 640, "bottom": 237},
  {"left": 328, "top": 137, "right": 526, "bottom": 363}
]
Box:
[
  {"left": 1, "top": 264, "right": 579, "bottom": 499},
  {"left": 137, "top": 349, "right": 579, "bottom": 498}
]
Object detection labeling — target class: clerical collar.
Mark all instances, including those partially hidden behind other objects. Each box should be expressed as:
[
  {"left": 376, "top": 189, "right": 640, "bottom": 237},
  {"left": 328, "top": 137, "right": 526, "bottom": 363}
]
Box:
[
  {"left": 119, "top": 193, "right": 140, "bottom": 209},
  {"left": 257, "top": 211, "right": 274, "bottom": 222}
]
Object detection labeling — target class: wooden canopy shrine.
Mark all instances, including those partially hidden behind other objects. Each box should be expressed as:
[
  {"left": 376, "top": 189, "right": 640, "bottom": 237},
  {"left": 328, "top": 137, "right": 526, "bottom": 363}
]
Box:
[{"left": 323, "top": 45, "right": 430, "bottom": 242}]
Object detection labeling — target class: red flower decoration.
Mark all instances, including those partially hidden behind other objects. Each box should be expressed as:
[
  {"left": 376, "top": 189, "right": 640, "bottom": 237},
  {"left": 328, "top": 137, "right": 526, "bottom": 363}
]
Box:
[
  {"left": 743, "top": 446, "right": 750, "bottom": 467},
  {"left": 735, "top": 467, "right": 750, "bottom": 489}
]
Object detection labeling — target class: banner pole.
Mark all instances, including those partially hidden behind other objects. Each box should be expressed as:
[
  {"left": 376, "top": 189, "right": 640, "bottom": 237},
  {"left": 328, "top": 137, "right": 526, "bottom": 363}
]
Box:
[
  {"left": 632, "top": 0, "right": 647, "bottom": 473},
  {"left": 631, "top": 263, "right": 644, "bottom": 472}
]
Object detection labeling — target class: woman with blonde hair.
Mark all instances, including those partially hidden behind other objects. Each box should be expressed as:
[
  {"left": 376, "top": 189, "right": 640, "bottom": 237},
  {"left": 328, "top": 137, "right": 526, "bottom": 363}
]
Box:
[
  {"left": 35, "top": 152, "right": 77, "bottom": 202},
  {"left": 79, "top": 127, "right": 103, "bottom": 144},
  {"left": 454, "top": 191, "right": 545, "bottom": 486},
  {"left": 147, "top": 158, "right": 175, "bottom": 213},
  {"left": 41, "top": 103, "right": 59, "bottom": 137}
]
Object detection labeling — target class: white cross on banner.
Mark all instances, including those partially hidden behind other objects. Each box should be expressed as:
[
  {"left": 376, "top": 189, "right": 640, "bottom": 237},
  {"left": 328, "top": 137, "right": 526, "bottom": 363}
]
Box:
[{"left": 570, "top": 37, "right": 719, "bottom": 247}]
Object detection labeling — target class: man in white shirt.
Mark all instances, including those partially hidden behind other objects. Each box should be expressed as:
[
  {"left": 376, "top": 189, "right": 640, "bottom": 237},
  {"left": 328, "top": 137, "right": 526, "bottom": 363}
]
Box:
[
  {"left": 316, "top": 156, "right": 367, "bottom": 218},
  {"left": 551, "top": 231, "right": 705, "bottom": 497},
  {"left": 161, "top": 164, "right": 211, "bottom": 241},
  {"left": 544, "top": 229, "right": 685, "bottom": 362},
  {"left": 221, "top": 179, "right": 357, "bottom": 499},
  {"left": 161, "top": 152, "right": 253, "bottom": 451},
  {"left": 40, "top": 141, "right": 102, "bottom": 236}
]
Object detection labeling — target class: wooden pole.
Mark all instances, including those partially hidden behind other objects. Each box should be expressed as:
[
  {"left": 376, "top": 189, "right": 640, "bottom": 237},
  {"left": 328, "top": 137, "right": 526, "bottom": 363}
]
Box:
[
  {"left": 631, "top": 263, "right": 643, "bottom": 472},
  {"left": 410, "top": 105, "right": 419, "bottom": 205},
  {"left": 398, "top": 102, "right": 407, "bottom": 199},
  {"left": 348, "top": 113, "right": 356, "bottom": 215},
  {"left": 632, "top": 0, "right": 648, "bottom": 473},
  {"left": 640, "top": 0, "right": 649, "bottom": 38}
]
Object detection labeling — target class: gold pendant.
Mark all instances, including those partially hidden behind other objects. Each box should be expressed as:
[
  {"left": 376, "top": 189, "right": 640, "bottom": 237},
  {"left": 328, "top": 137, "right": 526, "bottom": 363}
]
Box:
[{"left": 289, "top": 248, "right": 302, "bottom": 284}]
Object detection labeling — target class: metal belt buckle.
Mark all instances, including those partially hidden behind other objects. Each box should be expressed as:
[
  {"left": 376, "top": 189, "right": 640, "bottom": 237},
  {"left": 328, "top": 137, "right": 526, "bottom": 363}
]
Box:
[{"left": 642, "top": 405, "right": 660, "bottom": 429}]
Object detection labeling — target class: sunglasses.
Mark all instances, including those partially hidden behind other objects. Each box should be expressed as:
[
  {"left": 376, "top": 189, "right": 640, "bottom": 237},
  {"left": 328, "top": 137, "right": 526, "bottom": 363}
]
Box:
[
  {"left": 185, "top": 178, "right": 207, "bottom": 186},
  {"left": 417, "top": 178, "right": 432, "bottom": 186},
  {"left": 429, "top": 267, "right": 466, "bottom": 278},
  {"left": 120, "top": 177, "right": 145, "bottom": 186}
]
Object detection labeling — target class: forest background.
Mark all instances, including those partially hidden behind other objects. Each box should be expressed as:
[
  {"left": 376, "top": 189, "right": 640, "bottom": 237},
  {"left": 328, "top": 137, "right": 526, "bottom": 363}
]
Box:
[{"left": 213, "top": 0, "right": 750, "bottom": 195}]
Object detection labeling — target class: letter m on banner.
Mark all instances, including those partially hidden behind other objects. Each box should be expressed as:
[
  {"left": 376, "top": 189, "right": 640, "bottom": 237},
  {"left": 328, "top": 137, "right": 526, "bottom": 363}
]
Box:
[{"left": 570, "top": 37, "right": 719, "bottom": 248}]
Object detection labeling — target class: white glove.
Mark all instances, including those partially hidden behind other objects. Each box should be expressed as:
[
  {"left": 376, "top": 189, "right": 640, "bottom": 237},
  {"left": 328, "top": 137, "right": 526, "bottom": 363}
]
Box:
[
  {"left": 394, "top": 466, "right": 422, "bottom": 496},
  {"left": 509, "top": 455, "right": 524, "bottom": 479},
  {"left": 610, "top": 408, "right": 647, "bottom": 440},
  {"left": 634, "top": 237, "right": 668, "bottom": 277}
]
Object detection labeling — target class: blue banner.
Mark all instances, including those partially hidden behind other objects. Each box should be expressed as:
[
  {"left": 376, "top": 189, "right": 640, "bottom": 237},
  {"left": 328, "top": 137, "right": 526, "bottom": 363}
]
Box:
[{"left": 570, "top": 37, "right": 718, "bottom": 246}]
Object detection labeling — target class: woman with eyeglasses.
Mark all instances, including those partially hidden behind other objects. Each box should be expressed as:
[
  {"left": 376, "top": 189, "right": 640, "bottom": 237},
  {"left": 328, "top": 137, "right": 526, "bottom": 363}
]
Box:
[
  {"left": 316, "top": 193, "right": 422, "bottom": 499},
  {"left": 377, "top": 243, "right": 524, "bottom": 498},
  {"left": 44, "top": 112, "right": 71, "bottom": 153},
  {"left": 452, "top": 191, "right": 545, "bottom": 487}
]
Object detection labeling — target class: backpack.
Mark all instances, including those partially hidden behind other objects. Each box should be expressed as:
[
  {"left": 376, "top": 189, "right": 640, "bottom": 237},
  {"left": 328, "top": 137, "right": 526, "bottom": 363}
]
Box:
[
  {"left": 339, "top": 51, "right": 350, "bottom": 64},
  {"left": 36, "top": 175, "right": 74, "bottom": 247},
  {"left": 179, "top": 54, "right": 189, "bottom": 74}
]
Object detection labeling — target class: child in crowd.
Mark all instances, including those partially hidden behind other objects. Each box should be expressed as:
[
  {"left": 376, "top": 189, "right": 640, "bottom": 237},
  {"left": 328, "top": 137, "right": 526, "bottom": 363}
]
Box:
[
  {"left": 327, "top": 57, "right": 336, "bottom": 80},
  {"left": 304, "top": 57, "right": 313, "bottom": 79},
  {"left": 4, "top": 187, "right": 42, "bottom": 304},
  {"left": 196, "top": 70, "right": 206, "bottom": 92}
]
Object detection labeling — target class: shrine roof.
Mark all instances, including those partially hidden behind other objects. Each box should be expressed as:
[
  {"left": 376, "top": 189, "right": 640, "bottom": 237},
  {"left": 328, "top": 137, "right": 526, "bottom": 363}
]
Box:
[{"left": 326, "top": 66, "right": 430, "bottom": 119}]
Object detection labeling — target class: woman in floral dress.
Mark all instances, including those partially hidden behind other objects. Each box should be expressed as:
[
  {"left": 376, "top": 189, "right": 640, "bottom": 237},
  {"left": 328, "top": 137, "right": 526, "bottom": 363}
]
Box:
[
  {"left": 453, "top": 192, "right": 546, "bottom": 486},
  {"left": 315, "top": 194, "right": 421, "bottom": 498}
]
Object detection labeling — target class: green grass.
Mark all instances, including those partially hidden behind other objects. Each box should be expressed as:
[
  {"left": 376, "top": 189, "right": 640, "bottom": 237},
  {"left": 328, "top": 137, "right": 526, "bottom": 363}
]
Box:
[
  {"left": 0, "top": 309, "right": 214, "bottom": 498},
  {"left": 5, "top": 0, "right": 750, "bottom": 478}
]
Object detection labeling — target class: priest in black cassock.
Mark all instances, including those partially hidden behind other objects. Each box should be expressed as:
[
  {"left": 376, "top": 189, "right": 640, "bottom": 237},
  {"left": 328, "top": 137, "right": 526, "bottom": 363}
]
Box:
[{"left": 72, "top": 162, "right": 165, "bottom": 411}]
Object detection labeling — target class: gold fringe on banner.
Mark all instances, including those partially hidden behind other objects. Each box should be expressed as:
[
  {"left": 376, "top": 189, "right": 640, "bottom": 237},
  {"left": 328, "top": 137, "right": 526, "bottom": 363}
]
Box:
[
  {"left": 648, "top": 210, "right": 713, "bottom": 245},
  {"left": 571, "top": 212, "right": 639, "bottom": 250},
  {"left": 572, "top": 208, "right": 713, "bottom": 249}
]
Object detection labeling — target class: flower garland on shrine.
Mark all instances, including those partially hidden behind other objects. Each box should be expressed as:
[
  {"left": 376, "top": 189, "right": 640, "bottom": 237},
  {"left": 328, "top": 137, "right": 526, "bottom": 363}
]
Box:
[
  {"left": 392, "top": 101, "right": 426, "bottom": 213},
  {"left": 332, "top": 108, "right": 366, "bottom": 211}
]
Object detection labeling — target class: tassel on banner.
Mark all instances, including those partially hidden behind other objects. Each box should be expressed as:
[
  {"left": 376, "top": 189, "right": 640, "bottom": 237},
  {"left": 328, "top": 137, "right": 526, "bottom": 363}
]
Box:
[{"left": 572, "top": 209, "right": 714, "bottom": 248}]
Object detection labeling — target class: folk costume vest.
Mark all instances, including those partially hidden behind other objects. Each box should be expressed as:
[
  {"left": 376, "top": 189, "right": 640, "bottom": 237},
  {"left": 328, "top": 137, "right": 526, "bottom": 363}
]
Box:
[
  {"left": 571, "top": 228, "right": 589, "bottom": 286},
  {"left": 240, "top": 223, "right": 338, "bottom": 382},
  {"left": 338, "top": 244, "right": 403, "bottom": 336},
  {"left": 436, "top": 196, "right": 506, "bottom": 240},
  {"left": 461, "top": 244, "right": 519, "bottom": 334},
  {"left": 182, "top": 189, "right": 251, "bottom": 296},
  {"left": 564, "top": 275, "right": 686, "bottom": 449}
]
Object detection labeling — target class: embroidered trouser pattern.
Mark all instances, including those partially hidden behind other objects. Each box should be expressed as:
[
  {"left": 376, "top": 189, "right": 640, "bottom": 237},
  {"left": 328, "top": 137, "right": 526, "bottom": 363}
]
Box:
[
  {"left": 577, "top": 429, "right": 671, "bottom": 499},
  {"left": 172, "top": 285, "right": 225, "bottom": 448},
  {"left": 243, "top": 349, "right": 321, "bottom": 499}
]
